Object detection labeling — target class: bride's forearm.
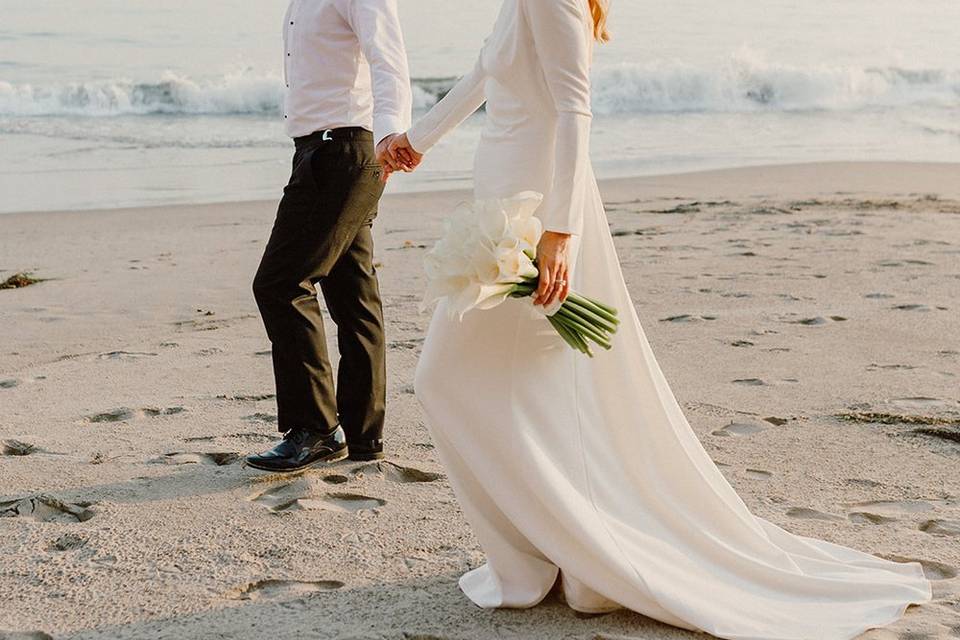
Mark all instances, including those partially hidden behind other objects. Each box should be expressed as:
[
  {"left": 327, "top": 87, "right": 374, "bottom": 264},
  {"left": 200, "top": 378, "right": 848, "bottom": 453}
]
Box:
[{"left": 540, "top": 111, "right": 592, "bottom": 235}]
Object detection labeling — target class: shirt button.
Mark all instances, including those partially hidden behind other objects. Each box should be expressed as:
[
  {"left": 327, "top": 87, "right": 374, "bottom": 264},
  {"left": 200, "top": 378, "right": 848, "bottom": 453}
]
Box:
[{"left": 287, "top": 53, "right": 291, "bottom": 56}]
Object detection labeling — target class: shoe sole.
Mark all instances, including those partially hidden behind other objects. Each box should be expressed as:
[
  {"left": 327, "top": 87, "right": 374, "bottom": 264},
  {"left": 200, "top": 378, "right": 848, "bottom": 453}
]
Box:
[{"left": 244, "top": 448, "right": 349, "bottom": 472}]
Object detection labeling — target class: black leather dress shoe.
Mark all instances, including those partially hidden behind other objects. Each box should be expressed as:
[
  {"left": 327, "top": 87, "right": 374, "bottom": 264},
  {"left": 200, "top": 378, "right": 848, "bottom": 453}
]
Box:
[
  {"left": 347, "top": 439, "right": 385, "bottom": 461},
  {"left": 245, "top": 426, "right": 348, "bottom": 472}
]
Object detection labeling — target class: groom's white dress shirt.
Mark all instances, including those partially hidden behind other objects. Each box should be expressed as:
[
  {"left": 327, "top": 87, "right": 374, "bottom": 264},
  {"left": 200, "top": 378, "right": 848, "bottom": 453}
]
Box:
[{"left": 282, "top": 0, "right": 412, "bottom": 145}]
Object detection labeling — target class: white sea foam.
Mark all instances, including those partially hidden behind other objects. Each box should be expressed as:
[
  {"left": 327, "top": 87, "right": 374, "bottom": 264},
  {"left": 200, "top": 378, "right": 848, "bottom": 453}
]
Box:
[
  {"left": 1, "top": 50, "right": 957, "bottom": 118},
  {"left": 590, "top": 49, "right": 960, "bottom": 115},
  {"left": 0, "top": 71, "right": 282, "bottom": 117}
]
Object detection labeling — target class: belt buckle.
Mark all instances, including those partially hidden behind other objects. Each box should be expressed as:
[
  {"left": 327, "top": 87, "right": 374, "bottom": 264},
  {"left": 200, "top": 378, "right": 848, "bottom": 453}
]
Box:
[{"left": 321, "top": 129, "right": 333, "bottom": 142}]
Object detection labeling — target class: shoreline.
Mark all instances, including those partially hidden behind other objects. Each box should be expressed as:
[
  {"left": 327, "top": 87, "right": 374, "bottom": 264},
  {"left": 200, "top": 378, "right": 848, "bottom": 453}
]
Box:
[{"left": 3, "top": 160, "right": 960, "bottom": 221}]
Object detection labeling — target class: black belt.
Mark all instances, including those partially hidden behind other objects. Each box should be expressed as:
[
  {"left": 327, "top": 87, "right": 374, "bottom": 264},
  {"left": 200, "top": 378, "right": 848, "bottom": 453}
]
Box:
[{"left": 294, "top": 127, "right": 372, "bottom": 149}]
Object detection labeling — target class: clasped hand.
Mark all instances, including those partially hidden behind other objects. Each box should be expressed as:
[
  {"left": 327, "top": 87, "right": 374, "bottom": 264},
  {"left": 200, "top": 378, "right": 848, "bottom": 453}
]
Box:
[{"left": 375, "top": 132, "right": 422, "bottom": 183}]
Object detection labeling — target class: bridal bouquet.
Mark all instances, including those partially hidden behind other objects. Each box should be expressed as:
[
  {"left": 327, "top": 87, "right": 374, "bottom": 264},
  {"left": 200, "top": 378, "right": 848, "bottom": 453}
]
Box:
[{"left": 421, "top": 191, "right": 619, "bottom": 357}]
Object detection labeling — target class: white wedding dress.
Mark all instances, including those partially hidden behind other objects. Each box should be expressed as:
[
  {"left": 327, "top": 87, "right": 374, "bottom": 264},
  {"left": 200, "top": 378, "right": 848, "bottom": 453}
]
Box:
[{"left": 406, "top": 1, "right": 932, "bottom": 638}]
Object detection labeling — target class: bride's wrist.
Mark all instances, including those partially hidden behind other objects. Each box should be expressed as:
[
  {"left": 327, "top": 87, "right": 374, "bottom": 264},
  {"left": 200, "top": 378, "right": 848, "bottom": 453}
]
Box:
[{"left": 542, "top": 230, "right": 572, "bottom": 242}]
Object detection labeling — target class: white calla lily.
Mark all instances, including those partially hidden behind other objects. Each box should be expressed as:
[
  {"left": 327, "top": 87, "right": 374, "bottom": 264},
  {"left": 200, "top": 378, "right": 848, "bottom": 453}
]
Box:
[
  {"left": 509, "top": 215, "right": 543, "bottom": 252},
  {"left": 504, "top": 191, "right": 543, "bottom": 219},
  {"left": 422, "top": 191, "right": 547, "bottom": 319},
  {"left": 470, "top": 245, "right": 502, "bottom": 285}
]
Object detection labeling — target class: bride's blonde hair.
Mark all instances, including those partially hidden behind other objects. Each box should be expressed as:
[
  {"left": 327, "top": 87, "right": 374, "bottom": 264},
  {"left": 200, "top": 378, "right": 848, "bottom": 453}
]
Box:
[{"left": 588, "top": 0, "right": 610, "bottom": 42}]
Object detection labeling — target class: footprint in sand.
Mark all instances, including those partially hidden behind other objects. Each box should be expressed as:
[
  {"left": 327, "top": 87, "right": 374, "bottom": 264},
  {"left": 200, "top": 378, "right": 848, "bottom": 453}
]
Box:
[
  {"left": 845, "top": 499, "right": 937, "bottom": 516},
  {"left": 891, "top": 304, "right": 931, "bottom": 312},
  {"left": 226, "top": 578, "right": 344, "bottom": 601},
  {"left": 732, "top": 378, "right": 767, "bottom": 386},
  {"left": 3, "top": 440, "right": 39, "bottom": 456},
  {"left": 184, "top": 432, "right": 280, "bottom": 444},
  {"left": 844, "top": 478, "right": 884, "bottom": 489},
  {"left": 878, "top": 555, "right": 957, "bottom": 581},
  {"left": 0, "top": 378, "right": 20, "bottom": 389},
  {"left": 0, "top": 495, "right": 95, "bottom": 523},
  {"left": 352, "top": 461, "right": 443, "bottom": 483},
  {"left": 86, "top": 407, "right": 185, "bottom": 423},
  {"left": 785, "top": 507, "right": 844, "bottom": 522},
  {"left": 913, "top": 428, "right": 960, "bottom": 445},
  {"left": 88, "top": 408, "right": 136, "bottom": 423},
  {"left": 847, "top": 512, "right": 899, "bottom": 525},
  {"left": 919, "top": 520, "right": 960, "bottom": 537},
  {"left": 242, "top": 413, "right": 278, "bottom": 424},
  {"left": 0, "top": 632, "right": 54, "bottom": 640},
  {"left": 890, "top": 397, "right": 958, "bottom": 412},
  {"left": 142, "top": 407, "right": 185, "bottom": 417},
  {"left": 745, "top": 469, "right": 773, "bottom": 480},
  {"left": 789, "top": 316, "right": 846, "bottom": 326},
  {"left": 712, "top": 422, "right": 767, "bottom": 437},
  {"left": 251, "top": 479, "right": 385, "bottom": 514},
  {"left": 150, "top": 452, "right": 240, "bottom": 466},
  {"left": 216, "top": 393, "right": 276, "bottom": 402},
  {"left": 173, "top": 313, "right": 257, "bottom": 332},
  {"left": 389, "top": 338, "right": 425, "bottom": 351},
  {"left": 866, "top": 363, "right": 919, "bottom": 371},
  {"left": 660, "top": 314, "right": 718, "bottom": 323},
  {"left": 48, "top": 533, "right": 88, "bottom": 551},
  {"left": 96, "top": 351, "right": 158, "bottom": 360}
]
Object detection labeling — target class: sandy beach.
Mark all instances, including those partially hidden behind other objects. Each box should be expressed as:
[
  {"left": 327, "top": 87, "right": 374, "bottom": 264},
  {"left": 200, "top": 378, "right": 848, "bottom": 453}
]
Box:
[{"left": 1, "top": 161, "right": 959, "bottom": 639}]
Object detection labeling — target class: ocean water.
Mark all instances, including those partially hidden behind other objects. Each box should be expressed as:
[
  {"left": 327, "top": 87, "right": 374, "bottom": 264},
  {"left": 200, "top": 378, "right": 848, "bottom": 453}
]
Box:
[{"left": 1, "top": 0, "right": 958, "bottom": 213}]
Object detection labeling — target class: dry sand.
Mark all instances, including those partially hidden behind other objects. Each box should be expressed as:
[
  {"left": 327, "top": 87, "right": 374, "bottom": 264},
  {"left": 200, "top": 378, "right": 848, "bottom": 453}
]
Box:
[{"left": 1, "top": 161, "right": 959, "bottom": 639}]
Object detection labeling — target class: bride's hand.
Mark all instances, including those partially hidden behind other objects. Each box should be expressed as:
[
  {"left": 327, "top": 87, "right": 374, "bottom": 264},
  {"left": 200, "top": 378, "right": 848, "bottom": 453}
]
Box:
[
  {"left": 533, "top": 231, "right": 572, "bottom": 308},
  {"left": 386, "top": 133, "right": 424, "bottom": 173}
]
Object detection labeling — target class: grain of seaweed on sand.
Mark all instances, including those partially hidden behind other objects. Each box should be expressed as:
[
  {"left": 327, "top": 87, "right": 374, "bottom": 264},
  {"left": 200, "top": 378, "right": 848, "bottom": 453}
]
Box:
[{"left": 0, "top": 272, "right": 44, "bottom": 289}]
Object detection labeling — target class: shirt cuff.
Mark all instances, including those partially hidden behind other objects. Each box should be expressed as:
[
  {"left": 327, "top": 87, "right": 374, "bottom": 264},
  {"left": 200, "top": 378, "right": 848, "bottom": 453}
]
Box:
[{"left": 373, "top": 114, "right": 409, "bottom": 148}]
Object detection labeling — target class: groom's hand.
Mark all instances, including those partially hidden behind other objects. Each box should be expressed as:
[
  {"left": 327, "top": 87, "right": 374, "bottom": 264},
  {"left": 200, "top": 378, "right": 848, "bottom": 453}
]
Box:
[
  {"left": 387, "top": 133, "right": 423, "bottom": 172},
  {"left": 376, "top": 133, "right": 402, "bottom": 181}
]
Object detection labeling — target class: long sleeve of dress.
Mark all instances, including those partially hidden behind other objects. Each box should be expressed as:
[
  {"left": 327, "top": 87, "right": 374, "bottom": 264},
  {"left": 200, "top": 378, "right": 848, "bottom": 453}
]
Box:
[
  {"left": 348, "top": 0, "right": 413, "bottom": 145},
  {"left": 523, "top": 0, "right": 593, "bottom": 236},
  {"left": 407, "top": 55, "right": 487, "bottom": 154}
]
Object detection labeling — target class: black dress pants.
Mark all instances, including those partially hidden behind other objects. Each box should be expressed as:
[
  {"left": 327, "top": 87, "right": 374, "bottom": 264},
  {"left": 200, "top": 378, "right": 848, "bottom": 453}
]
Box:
[{"left": 253, "top": 128, "right": 386, "bottom": 445}]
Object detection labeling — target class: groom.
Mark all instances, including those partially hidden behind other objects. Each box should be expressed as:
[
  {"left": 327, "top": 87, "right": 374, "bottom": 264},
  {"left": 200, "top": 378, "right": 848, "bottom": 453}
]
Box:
[{"left": 246, "top": 0, "right": 413, "bottom": 471}]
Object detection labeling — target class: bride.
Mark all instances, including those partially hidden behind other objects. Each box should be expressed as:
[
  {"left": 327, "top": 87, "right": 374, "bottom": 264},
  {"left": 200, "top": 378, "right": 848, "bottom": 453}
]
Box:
[{"left": 385, "top": 1, "right": 932, "bottom": 637}]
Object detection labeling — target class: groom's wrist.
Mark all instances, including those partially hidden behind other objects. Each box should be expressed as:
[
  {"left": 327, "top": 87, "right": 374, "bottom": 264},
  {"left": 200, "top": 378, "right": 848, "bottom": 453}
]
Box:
[{"left": 373, "top": 114, "right": 408, "bottom": 150}]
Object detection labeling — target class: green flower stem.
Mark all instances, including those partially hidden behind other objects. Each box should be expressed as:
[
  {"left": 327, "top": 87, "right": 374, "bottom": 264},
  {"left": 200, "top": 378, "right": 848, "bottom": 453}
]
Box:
[
  {"left": 571, "top": 292, "right": 618, "bottom": 318},
  {"left": 510, "top": 283, "right": 537, "bottom": 298},
  {"left": 566, "top": 323, "right": 595, "bottom": 357},
  {"left": 556, "top": 307, "right": 612, "bottom": 349},
  {"left": 560, "top": 322, "right": 594, "bottom": 358},
  {"left": 568, "top": 297, "right": 619, "bottom": 327},
  {"left": 567, "top": 293, "right": 619, "bottom": 325},
  {"left": 559, "top": 299, "right": 617, "bottom": 334},
  {"left": 549, "top": 316, "right": 591, "bottom": 357},
  {"left": 548, "top": 316, "right": 578, "bottom": 351}
]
